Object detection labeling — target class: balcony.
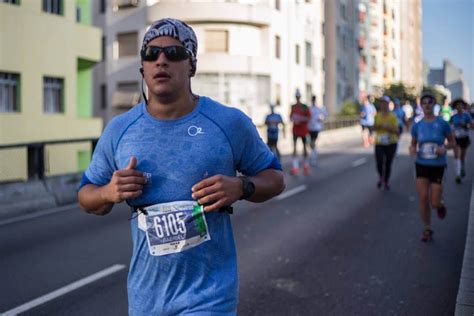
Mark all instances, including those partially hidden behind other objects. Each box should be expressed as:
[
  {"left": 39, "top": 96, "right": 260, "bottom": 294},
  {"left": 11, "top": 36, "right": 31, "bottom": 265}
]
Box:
[{"left": 148, "top": 1, "right": 271, "bottom": 27}]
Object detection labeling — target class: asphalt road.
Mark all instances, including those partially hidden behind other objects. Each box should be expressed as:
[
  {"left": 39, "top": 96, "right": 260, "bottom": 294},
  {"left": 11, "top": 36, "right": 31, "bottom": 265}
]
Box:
[{"left": 0, "top": 135, "right": 472, "bottom": 315}]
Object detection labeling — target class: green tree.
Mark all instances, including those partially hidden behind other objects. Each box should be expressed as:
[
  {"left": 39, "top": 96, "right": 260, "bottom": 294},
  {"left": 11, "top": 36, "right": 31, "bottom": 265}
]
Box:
[
  {"left": 338, "top": 100, "right": 360, "bottom": 117},
  {"left": 383, "top": 82, "right": 417, "bottom": 103}
]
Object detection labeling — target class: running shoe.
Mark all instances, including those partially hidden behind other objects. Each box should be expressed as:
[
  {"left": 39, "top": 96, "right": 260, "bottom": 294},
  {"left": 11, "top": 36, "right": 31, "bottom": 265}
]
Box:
[
  {"left": 290, "top": 167, "right": 300, "bottom": 175},
  {"left": 437, "top": 204, "right": 447, "bottom": 220},
  {"left": 455, "top": 176, "right": 462, "bottom": 184},
  {"left": 303, "top": 164, "right": 311, "bottom": 176},
  {"left": 383, "top": 182, "right": 390, "bottom": 191},
  {"left": 377, "top": 178, "right": 383, "bottom": 189},
  {"left": 420, "top": 229, "right": 433, "bottom": 242},
  {"left": 461, "top": 168, "right": 466, "bottom": 178}
]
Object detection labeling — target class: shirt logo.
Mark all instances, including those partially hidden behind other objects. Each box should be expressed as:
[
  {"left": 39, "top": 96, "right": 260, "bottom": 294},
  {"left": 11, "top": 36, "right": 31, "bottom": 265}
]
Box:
[{"left": 188, "top": 125, "right": 205, "bottom": 137}]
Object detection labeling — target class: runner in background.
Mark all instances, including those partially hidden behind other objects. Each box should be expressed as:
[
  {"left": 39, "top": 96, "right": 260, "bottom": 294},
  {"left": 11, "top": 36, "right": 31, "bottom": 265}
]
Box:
[
  {"left": 289, "top": 89, "right": 311, "bottom": 175},
  {"left": 391, "top": 98, "right": 406, "bottom": 155},
  {"left": 264, "top": 103, "right": 286, "bottom": 161},
  {"left": 450, "top": 98, "right": 472, "bottom": 184},
  {"left": 402, "top": 99, "right": 414, "bottom": 132},
  {"left": 414, "top": 96, "right": 424, "bottom": 123},
  {"left": 308, "top": 95, "right": 328, "bottom": 165},
  {"left": 440, "top": 98, "right": 453, "bottom": 122},
  {"left": 410, "top": 93, "right": 457, "bottom": 242},
  {"left": 360, "top": 95, "right": 377, "bottom": 148},
  {"left": 374, "top": 96, "right": 399, "bottom": 190}
]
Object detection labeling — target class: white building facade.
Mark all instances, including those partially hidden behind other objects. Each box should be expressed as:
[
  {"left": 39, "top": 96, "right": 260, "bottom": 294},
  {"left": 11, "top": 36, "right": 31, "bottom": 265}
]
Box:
[{"left": 93, "top": 0, "right": 325, "bottom": 125}]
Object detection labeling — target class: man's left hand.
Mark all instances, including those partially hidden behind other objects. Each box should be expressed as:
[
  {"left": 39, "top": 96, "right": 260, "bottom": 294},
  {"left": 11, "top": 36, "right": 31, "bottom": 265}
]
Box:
[{"left": 191, "top": 175, "right": 243, "bottom": 212}]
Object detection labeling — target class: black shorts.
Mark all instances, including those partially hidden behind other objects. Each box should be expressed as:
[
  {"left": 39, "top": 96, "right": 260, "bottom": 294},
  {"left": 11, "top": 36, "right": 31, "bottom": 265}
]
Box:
[
  {"left": 361, "top": 124, "right": 374, "bottom": 135},
  {"left": 267, "top": 138, "right": 278, "bottom": 146},
  {"left": 309, "top": 131, "right": 319, "bottom": 141},
  {"left": 293, "top": 134, "right": 308, "bottom": 144},
  {"left": 455, "top": 137, "right": 471, "bottom": 149},
  {"left": 415, "top": 163, "right": 445, "bottom": 184}
]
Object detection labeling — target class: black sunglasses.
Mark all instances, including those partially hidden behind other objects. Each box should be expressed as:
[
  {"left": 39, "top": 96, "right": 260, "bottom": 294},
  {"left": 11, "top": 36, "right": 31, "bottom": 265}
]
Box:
[{"left": 141, "top": 45, "right": 190, "bottom": 62}]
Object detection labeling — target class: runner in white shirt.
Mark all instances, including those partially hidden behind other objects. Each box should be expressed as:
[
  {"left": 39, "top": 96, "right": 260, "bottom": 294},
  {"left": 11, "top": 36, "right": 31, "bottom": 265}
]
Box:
[{"left": 308, "top": 95, "right": 328, "bottom": 165}]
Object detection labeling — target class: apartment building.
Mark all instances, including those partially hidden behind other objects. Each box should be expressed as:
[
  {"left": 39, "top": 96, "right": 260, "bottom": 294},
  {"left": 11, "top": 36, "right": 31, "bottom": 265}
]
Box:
[
  {"left": 0, "top": 0, "right": 102, "bottom": 182},
  {"left": 359, "top": 0, "right": 422, "bottom": 99},
  {"left": 399, "top": 0, "right": 422, "bottom": 92},
  {"left": 427, "top": 59, "right": 471, "bottom": 101},
  {"left": 93, "top": 0, "right": 325, "bottom": 124},
  {"left": 324, "top": 0, "right": 359, "bottom": 113}
]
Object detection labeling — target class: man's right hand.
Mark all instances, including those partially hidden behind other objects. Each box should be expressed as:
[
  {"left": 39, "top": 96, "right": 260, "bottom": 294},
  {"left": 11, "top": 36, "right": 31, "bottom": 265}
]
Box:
[{"left": 101, "top": 156, "right": 147, "bottom": 203}]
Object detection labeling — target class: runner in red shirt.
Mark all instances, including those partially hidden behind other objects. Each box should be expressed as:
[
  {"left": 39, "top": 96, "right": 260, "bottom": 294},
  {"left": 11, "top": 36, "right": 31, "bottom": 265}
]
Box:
[{"left": 290, "top": 89, "right": 311, "bottom": 175}]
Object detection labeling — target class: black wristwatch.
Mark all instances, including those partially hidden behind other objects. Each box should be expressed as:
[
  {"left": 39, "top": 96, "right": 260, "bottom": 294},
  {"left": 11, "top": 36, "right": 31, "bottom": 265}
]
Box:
[{"left": 238, "top": 176, "right": 255, "bottom": 200}]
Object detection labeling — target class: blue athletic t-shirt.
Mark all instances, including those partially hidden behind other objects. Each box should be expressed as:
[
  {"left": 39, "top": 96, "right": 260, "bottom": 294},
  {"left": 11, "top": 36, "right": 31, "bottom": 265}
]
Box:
[
  {"left": 265, "top": 113, "right": 283, "bottom": 140},
  {"left": 411, "top": 117, "right": 452, "bottom": 166},
  {"left": 451, "top": 112, "right": 471, "bottom": 138},
  {"left": 82, "top": 96, "right": 279, "bottom": 315}
]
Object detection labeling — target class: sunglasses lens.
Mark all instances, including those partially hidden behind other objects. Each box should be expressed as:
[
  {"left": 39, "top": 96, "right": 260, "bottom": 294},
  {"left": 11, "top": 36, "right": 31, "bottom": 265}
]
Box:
[
  {"left": 163, "top": 46, "right": 189, "bottom": 61},
  {"left": 142, "top": 46, "right": 189, "bottom": 62},
  {"left": 142, "top": 46, "right": 160, "bottom": 61}
]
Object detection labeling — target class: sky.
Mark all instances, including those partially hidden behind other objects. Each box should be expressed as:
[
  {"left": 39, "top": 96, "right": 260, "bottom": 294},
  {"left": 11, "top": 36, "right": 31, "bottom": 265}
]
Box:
[{"left": 422, "top": 0, "right": 474, "bottom": 101}]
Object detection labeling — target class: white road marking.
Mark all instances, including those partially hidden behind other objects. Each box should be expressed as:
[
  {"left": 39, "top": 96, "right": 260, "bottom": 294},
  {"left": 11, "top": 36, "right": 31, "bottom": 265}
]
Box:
[
  {"left": 0, "top": 204, "right": 77, "bottom": 227},
  {"left": 1, "top": 264, "right": 126, "bottom": 316},
  {"left": 351, "top": 157, "right": 368, "bottom": 167},
  {"left": 276, "top": 185, "right": 307, "bottom": 200}
]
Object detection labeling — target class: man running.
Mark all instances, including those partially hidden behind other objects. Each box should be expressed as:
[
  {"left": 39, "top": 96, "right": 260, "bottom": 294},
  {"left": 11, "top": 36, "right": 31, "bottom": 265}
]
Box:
[
  {"left": 290, "top": 89, "right": 311, "bottom": 175},
  {"left": 78, "top": 18, "right": 285, "bottom": 315},
  {"left": 308, "top": 95, "right": 328, "bottom": 165},
  {"left": 264, "top": 103, "right": 285, "bottom": 161}
]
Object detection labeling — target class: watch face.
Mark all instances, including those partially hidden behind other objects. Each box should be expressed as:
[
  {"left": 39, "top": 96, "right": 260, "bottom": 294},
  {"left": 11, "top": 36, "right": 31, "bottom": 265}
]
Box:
[{"left": 240, "top": 176, "right": 255, "bottom": 200}]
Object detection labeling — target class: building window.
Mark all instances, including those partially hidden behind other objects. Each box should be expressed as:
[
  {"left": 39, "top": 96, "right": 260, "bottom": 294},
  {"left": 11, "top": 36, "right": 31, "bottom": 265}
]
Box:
[
  {"left": 305, "top": 83, "right": 312, "bottom": 103},
  {"left": 275, "top": 35, "right": 281, "bottom": 59},
  {"left": 275, "top": 0, "right": 280, "bottom": 11},
  {"left": 112, "top": 82, "right": 140, "bottom": 108},
  {"left": 3, "top": 0, "right": 20, "bottom": 5},
  {"left": 275, "top": 83, "right": 281, "bottom": 105},
  {"left": 43, "top": 77, "right": 64, "bottom": 114},
  {"left": 340, "top": 3, "right": 346, "bottom": 20},
  {"left": 117, "top": 32, "right": 138, "bottom": 58},
  {"left": 42, "top": 0, "right": 63, "bottom": 15},
  {"left": 76, "top": 6, "right": 81, "bottom": 22},
  {"left": 205, "top": 30, "right": 228, "bottom": 53},
  {"left": 100, "top": 84, "right": 107, "bottom": 109},
  {"left": 100, "top": 0, "right": 106, "bottom": 13},
  {"left": 0, "top": 72, "right": 20, "bottom": 113},
  {"left": 305, "top": 41, "right": 312, "bottom": 67},
  {"left": 102, "top": 36, "right": 106, "bottom": 61},
  {"left": 295, "top": 44, "right": 300, "bottom": 64}
]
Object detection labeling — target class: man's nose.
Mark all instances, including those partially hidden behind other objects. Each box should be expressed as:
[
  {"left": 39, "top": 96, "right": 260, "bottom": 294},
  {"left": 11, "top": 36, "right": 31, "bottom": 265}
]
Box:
[{"left": 155, "top": 51, "right": 169, "bottom": 66}]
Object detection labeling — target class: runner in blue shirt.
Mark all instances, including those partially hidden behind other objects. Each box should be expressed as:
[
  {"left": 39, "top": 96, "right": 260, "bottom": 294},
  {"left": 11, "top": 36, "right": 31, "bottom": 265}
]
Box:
[
  {"left": 265, "top": 103, "right": 285, "bottom": 161},
  {"left": 450, "top": 98, "right": 472, "bottom": 183},
  {"left": 78, "top": 18, "right": 285, "bottom": 315},
  {"left": 410, "top": 93, "right": 457, "bottom": 242},
  {"left": 360, "top": 95, "right": 377, "bottom": 147},
  {"left": 391, "top": 98, "right": 406, "bottom": 155}
]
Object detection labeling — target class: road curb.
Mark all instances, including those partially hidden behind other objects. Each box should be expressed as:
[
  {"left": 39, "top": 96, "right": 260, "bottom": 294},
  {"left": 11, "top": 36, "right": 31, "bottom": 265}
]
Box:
[{"left": 456, "top": 182, "right": 474, "bottom": 315}]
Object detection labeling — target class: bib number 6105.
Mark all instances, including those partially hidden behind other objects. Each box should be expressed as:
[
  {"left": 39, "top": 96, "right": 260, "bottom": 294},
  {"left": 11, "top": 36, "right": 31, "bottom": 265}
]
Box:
[{"left": 153, "top": 212, "right": 186, "bottom": 238}]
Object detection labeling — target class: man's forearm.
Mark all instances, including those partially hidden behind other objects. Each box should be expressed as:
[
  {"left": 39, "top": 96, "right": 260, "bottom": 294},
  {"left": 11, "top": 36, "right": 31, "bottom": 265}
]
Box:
[
  {"left": 78, "top": 184, "right": 114, "bottom": 216},
  {"left": 247, "top": 169, "right": 285, "bottom": 203}
]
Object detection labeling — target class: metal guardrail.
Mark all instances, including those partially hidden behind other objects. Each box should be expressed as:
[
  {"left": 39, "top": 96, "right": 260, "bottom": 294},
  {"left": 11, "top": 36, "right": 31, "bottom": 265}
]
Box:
[
  {"left": 0, "top": 138, "right": 98, "bottom": 180},
  {"left": 324, "top": 116, "right": 360, "bottom": 130}
]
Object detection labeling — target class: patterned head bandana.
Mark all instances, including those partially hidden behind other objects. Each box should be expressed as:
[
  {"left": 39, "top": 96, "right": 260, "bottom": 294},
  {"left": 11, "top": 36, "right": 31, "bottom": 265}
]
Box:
[{"left": 142, "top": 18, "right": 198, "bottom": 75}]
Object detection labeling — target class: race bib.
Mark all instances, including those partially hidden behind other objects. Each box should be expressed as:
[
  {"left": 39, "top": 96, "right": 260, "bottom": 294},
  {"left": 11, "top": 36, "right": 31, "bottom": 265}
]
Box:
[
  {"left": 377, "top": 134, "right": 391, "bottom": 145},
  {"left": 419, "top": 142, "right": 438, "bottom": 159},
  {"left": 454, "top": 128, "right": 468, "bottom": 138},
  {"left": 137, "top": 201, "right": 211, "bottom": 256}
]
